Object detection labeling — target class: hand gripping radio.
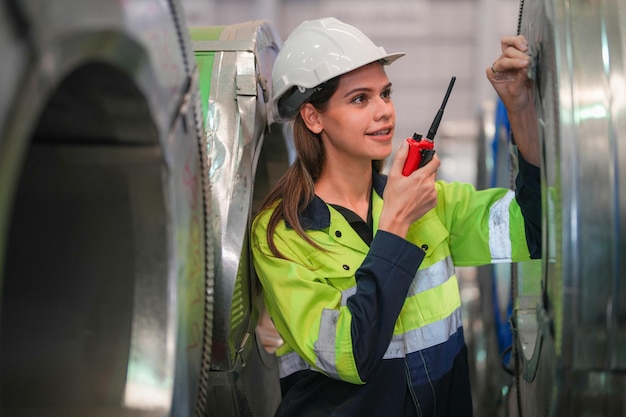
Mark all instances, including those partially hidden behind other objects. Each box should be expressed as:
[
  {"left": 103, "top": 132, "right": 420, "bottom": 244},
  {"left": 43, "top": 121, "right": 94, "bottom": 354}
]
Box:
[{"left": 402, "top": 76, "right": 456, "bottom": 176}]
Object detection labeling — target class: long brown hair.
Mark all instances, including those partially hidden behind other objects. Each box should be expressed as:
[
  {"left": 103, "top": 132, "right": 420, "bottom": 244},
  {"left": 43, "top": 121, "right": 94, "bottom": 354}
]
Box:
[{"left": 259, "top": 76, "right": 384, "bottom": 258}]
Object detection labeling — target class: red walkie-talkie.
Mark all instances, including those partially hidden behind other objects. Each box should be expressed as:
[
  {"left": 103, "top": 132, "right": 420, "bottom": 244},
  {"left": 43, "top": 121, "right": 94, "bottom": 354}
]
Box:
[{"left": 402, "top": 76, "right": 456, "bottom": 176}]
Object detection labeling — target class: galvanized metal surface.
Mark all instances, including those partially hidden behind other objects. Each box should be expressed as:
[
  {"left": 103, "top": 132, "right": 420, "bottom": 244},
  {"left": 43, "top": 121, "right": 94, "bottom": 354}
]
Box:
[
  {"left": 0, "top": 1, "right": 286, "bottom": 414},
  {"left": 510, "top": 0, "right": 626, "bottom": 415},
  {"left": 0, "top": 1, "right": 206, "bottom": 415},
  {"left": 191, "top": 19, "right": 283, "bottom": 417}
]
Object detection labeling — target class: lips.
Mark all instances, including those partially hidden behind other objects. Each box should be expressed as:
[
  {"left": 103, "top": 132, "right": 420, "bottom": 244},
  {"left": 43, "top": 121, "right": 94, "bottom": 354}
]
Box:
[
  {"left": 367, "top": 126, "right": 393, "bottom": 136},
  {"left": 368, "top": 129, "right": 390, "bottom": 136}
]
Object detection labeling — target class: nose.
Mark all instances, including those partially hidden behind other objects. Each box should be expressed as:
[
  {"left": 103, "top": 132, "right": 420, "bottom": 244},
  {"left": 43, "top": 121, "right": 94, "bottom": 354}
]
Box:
[{"left": 373, "top": 96, "right": 394, "bottom": 120}]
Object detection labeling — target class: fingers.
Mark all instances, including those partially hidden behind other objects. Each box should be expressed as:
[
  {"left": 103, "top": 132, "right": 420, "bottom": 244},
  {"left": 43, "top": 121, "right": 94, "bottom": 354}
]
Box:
[
  {"left": 390, "top": 141, "right": 441, "bottom": 178},
  {"left": 492, "top": 35, "right": 530, "bottom": 74},
  {"left": 487, "top": 58, "right": 529, "bottom": 81},
  {"left": 380, "top": 147, "right": 440, "bottom": 237},
  {"left": 389, "top": 140, "right": 409, "bottom": 177},
  {"left": 417, "top": 153, "right": 441, "bottom": 176},
  {"left": 487, "top": 35, "right": 535, "bottom": 114},
  {"left": 491, "top": 54, "right": 529, "bottom": 74},
  {"left": 500, "top": 35, "right": 529, "bottom": 54}
]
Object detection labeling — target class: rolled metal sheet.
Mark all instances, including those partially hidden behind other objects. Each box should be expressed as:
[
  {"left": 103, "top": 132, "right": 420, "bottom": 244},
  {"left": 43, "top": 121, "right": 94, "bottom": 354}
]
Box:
[
  {"left": 511, "top": 0, "right": 626, "bottom": 415},
  {"left": 190, "top": 20, "right": 284, "bottom": 417},
  {"left": 0, "top": 0, "right": 207, "bottom": 415}
]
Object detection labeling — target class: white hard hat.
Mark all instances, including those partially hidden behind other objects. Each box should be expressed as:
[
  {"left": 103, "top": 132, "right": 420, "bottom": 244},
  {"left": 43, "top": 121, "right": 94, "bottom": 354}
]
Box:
[{"left": 270, "top": 17, "right": 405, "bottom": 123}]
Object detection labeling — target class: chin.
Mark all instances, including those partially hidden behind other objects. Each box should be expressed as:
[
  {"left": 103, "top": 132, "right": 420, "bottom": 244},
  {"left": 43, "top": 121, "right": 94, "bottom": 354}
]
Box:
[
  {"left": 380, "top": 144, "right": 393, "bottom": 157},
  {"left": 373, "top": 151, "right": 392, "bottom": 161}
]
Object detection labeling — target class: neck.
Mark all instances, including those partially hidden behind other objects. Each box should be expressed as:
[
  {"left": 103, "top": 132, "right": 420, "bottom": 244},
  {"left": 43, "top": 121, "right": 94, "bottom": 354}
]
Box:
[{"left": 315, "top": 161, "right": 373, "bottom": 220}]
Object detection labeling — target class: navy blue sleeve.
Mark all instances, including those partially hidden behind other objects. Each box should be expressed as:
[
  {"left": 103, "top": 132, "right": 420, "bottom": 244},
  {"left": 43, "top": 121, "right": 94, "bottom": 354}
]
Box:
[
  {"left": 515, "top": 152, "right": 542, "bottom": 259},
  {"left": 347, "top": 230, "right": 425, "bottom": 381}
]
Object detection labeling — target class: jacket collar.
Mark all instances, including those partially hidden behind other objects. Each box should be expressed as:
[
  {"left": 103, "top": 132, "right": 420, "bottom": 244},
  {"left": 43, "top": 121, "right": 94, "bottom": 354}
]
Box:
[{"left": 296, "top": 171, "right": 388, "bottom": 231}]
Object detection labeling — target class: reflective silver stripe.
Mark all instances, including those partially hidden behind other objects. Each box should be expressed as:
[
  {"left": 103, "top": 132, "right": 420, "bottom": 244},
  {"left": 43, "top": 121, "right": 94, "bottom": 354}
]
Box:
[
  {"left": 408, "top": 256, "right": 455, "bottom": 296},
  {"left": 314, "top": 308, "right": 339, "bottom": 378},
  {"left": 278, "top": 308, "right": 463, "bottom": 377},
  {"left": 277, "top": 351, "right": 311, "bottom": 378},
  {"left": 339, "top": 256, "right": 454, "bottom": 307},
  {"left": 277, "top": 308, "right": 463, "bottom": 377},
  {"left": 489, "top": 190, "right": 514, "bottom": 262},
  {"left": 341, "top": 286, "right": 357, "bottom": 306},
  {"left": 383, "top": 307, "right": 463, "bottom": 359}
]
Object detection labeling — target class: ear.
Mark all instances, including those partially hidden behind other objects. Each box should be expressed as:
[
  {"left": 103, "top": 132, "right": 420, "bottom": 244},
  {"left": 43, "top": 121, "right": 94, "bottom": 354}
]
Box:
[{"left": 300, "top": 103, "right": 323, "bottom": 134}]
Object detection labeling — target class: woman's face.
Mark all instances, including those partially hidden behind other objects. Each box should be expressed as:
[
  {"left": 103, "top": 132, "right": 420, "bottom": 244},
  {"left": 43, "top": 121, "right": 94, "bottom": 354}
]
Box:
[{"left": 307, "top": 62, "right": 396, "bottom": 165}]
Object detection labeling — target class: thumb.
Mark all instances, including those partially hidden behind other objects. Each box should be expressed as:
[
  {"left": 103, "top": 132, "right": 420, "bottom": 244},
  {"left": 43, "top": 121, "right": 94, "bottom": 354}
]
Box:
[{"left": 390, "top": 140, "right": 409, "bottom": 176}]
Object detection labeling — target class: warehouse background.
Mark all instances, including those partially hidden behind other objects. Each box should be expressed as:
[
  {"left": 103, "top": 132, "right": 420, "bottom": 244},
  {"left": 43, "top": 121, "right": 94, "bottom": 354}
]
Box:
[{"left": 180, "top": 0, "right": 520, "bottom": 183}]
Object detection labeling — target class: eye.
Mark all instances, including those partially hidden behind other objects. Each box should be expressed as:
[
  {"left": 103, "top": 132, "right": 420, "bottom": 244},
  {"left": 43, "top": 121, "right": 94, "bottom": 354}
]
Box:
[
  {"left": 351, "top": 94, "right": 367, "bottom": 104},
  {"left": 381, "top": 88, "right": 393, "bottom": 100}
]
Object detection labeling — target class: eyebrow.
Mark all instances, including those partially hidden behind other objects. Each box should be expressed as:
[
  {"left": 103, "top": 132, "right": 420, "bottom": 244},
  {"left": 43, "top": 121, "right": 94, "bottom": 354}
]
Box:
[{"left": 343, "top": 82, "right": 393, "bottom": 98}]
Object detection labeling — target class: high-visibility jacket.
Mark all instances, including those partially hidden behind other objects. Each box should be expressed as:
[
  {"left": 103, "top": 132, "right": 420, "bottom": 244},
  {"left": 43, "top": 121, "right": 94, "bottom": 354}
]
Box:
[{"left": 251, "top": 157, "right": 540, "bottom": 417}]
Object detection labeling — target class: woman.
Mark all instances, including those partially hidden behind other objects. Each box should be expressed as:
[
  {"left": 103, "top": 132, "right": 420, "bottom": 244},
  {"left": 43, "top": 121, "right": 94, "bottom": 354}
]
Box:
[{"left": 252, "top": 17, "right": 540, "bottom": 417}]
